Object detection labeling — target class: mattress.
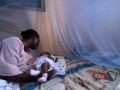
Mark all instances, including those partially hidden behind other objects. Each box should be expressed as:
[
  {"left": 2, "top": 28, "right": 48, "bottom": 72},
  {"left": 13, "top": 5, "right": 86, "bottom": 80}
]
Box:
[{"left": 21, "top": 56, "right": 120, "bottom": 90}]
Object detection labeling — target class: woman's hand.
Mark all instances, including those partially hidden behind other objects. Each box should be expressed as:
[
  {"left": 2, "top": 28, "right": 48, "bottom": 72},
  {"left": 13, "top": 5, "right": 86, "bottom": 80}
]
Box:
[{"left": 27, "top": 58, "right": 36, "bottom": 64}]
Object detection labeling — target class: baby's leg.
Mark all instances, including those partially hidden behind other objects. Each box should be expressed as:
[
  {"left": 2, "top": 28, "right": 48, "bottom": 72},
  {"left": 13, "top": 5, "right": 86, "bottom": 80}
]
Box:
[
  {"left": 30, "top": 69, "right": 40, "bottom": 76},
  {"left": 30, "top": 65, "right": 40, "bottom": 76},
  {"left": 38, "top": 63, "right": 50, "bottom": 82}
]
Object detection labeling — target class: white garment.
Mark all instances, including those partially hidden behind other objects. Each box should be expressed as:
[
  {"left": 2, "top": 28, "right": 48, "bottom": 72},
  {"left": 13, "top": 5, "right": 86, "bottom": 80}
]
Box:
[
  {"left": 33, "top": 56, "right": 59, "bottom": 72},
  {"left": 0, "top": 79, "right": 20, "bottom": 90}
]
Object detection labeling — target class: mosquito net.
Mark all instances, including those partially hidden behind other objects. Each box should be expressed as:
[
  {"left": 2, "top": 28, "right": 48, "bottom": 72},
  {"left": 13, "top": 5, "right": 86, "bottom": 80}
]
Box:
[{"left": 0, "top": 0, "right": 120, "bottom": 69}]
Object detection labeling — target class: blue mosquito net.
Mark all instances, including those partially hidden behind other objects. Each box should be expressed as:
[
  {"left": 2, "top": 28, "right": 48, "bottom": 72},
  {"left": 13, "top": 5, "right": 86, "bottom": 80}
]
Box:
[{"left": 0, "top": 0, "right": 120, "bottom": 69}]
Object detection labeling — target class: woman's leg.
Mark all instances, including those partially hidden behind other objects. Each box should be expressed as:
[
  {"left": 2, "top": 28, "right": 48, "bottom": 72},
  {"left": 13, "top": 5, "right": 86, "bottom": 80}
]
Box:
[{"left": 38, "top": 63, "right": 50, "bottom": 82}]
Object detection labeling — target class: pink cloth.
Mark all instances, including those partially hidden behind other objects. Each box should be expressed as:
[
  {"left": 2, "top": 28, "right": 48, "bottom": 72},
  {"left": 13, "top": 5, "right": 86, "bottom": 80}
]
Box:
[{"left": 0, "top": 37, "right": 33, "bottom": 76}]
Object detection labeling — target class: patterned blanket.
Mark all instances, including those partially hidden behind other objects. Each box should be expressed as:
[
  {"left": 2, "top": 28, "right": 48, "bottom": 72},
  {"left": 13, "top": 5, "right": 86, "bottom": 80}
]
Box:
[{"left": 21, "top": 57, "right": 120, "bottom": 90}]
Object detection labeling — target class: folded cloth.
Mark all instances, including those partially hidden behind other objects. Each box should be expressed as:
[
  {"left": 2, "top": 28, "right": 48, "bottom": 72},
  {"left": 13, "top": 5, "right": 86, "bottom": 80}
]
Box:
[{"left": 53, "top": 58, "right": 66, "bottom": 76}]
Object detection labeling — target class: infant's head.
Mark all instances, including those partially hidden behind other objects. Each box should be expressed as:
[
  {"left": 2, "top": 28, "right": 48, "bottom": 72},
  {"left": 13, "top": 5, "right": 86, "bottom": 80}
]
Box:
[
  {"left": 40, "top": 52, "right": 54, "bottom": 60},
  {"left": 40, "top": 52, "right": 51, "bottom": 56}
]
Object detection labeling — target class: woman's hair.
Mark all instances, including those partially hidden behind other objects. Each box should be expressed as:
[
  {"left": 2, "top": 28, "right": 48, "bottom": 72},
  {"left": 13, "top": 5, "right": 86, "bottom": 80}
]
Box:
[{"left": 21, "top": 29, "right": 39, "bottom": 40}]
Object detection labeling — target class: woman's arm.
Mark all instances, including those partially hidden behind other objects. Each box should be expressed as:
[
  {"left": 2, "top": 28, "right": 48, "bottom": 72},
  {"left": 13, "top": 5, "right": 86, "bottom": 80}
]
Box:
[
  {"left": 0, "top": 70, "right": 54, "bottom": 82},
  {"left": 0, "top": 73, "right": 41, "bottom": 82}
]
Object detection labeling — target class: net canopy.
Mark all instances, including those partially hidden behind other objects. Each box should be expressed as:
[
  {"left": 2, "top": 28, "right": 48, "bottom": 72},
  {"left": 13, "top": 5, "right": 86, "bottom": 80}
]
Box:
[{"left": 0, "top": 0, "right": 120, "bottom": 69}]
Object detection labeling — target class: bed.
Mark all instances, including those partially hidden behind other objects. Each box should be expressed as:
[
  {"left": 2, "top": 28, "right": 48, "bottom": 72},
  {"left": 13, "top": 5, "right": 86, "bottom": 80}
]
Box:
[{"left": 20, "top": 56, "right": 120, "bottom": 90}]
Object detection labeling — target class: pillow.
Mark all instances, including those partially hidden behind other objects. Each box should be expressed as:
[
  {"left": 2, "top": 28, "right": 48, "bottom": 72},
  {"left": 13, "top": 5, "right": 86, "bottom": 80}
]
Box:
[{"left": 54, "top": 56, "right": 65, "bottom": 59}]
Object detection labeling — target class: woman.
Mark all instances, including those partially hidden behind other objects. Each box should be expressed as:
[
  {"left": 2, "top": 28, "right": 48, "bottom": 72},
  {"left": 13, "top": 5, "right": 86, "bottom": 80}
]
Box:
[{"left": 0, "top": 29, "right": 54, "bottom": 82}]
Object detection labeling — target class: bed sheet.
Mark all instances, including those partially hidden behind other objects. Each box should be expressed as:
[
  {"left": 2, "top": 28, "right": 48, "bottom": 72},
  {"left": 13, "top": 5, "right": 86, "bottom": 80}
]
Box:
[{"left": 21, "top": 57, "right": 120, "bottom": 90}]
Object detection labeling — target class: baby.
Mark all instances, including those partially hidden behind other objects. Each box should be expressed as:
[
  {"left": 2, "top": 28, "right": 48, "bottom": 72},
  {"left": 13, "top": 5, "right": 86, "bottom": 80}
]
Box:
[{"left": 30, "top": 52, "right": 59, "bottom": 82}]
